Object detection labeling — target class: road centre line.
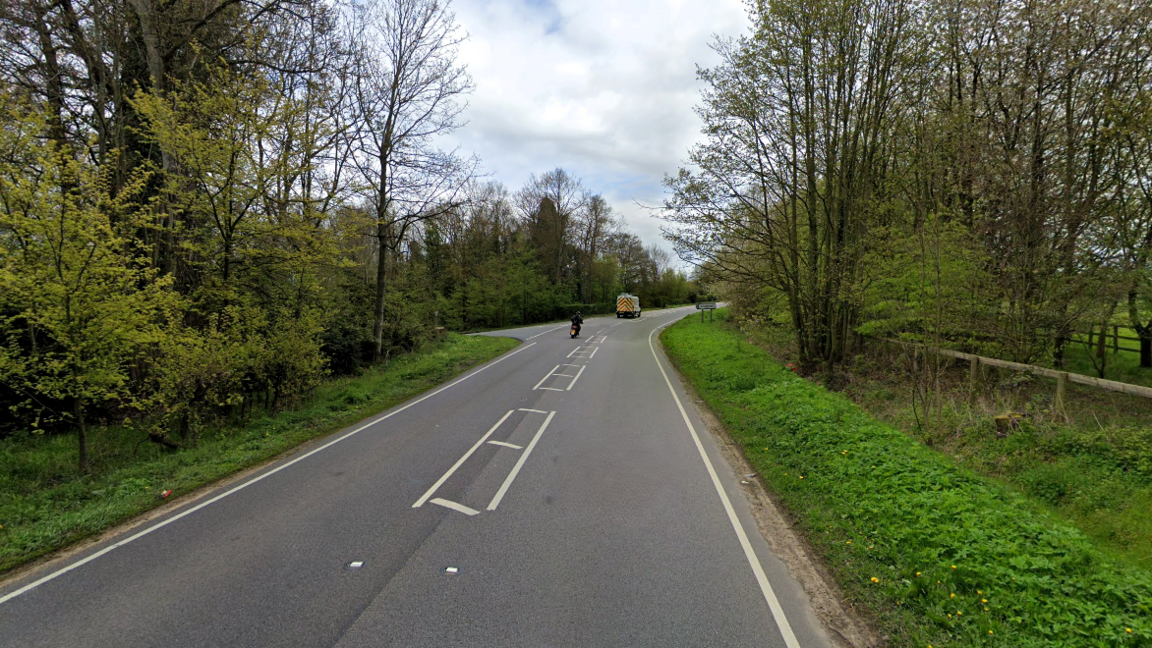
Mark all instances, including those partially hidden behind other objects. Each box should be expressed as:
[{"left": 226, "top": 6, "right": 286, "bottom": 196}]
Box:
[
  {"left": 487, "top": 440, "right": 523, "bottom": 450},
  {"left": 532, "top": 365, "right": 561, "bottom": 390},
  {"left": 589, "top": 347, "right": 599, "bottom": 359},
  {"left": 647, "top": 324, "right": 802, "bottom": 648},
  {"left": 412, "top": 410, "right": 515, "bottom": 508},
  {"left": 430, "top": 498, "right": 479, "bottom": 516},
  {"left": 565, "top": 365, "right": 586, "bottom": 391},
  {"left": 0, "top": 341, "right": 539, "bottom": 607},
  {"left": 526, "top": 326, "right": 565, "bottom": 340},
  {"left": 537, "top": 387, "right": 564, "bottom": 392},
  {"left": 487, "top": 411, "right": 556, "bottom": 511},
  {"left": 518, "top": 408, "right": 548, "bottom": 414}
]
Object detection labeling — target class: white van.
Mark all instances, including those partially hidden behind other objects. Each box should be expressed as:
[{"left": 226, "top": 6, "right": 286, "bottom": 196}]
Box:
[{"left": 616, "top": 293, "right": 641, "bottom": 318}]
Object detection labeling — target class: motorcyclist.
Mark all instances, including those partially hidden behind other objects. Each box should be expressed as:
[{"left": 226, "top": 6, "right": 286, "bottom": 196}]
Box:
[{"left": 570, "top": 311, "right": 583, "bottom": 337}]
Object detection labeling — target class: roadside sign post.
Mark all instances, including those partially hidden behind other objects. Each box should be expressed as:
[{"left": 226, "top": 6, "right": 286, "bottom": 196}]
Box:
[{"left": 696, "top": 302, "right": 717, "bottom": 322}]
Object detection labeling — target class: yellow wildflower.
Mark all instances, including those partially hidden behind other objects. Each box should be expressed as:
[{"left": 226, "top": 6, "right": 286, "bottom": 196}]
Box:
[{"left": 870, "top": 577, "right": 879, "bottom": 583}]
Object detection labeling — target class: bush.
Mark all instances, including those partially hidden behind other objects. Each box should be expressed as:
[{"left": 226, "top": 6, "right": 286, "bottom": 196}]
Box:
[
  {"left": 319, "top": 317, "right": 374, "bottom": 376},
  {"left": 662, "top": 310, "right": 1152, "bottom": 647}
]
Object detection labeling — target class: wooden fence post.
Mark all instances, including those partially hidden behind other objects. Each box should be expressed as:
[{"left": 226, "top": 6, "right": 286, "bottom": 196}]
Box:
[
  {"left": 1055, "top": 371, "right": 1068, "bottom": 419},
  {"left": 968, "top": 356, "right": 979, "bottom": 404},
  {"left": 1114, "top": 325, "right": 1120, "bottom": 352}
]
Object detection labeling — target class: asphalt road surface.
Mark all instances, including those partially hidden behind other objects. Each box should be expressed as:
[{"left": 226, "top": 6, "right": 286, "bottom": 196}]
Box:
[{"left": 0, "top": 307, "right": 834, "bottom": 648}]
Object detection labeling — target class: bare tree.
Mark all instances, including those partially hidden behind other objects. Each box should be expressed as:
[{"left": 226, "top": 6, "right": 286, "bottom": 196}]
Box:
[
  {"left": 574, "top": 194, "right": 617, "bottom": 301},
  {"left": 665, "top": 0, "right": 914, "bottom": 370},
  {"left": 515, "top": 168, "right": 588, "bottom": 286},
  {"left": 345, "top": 0, "right": 476, "bottom": 357}
]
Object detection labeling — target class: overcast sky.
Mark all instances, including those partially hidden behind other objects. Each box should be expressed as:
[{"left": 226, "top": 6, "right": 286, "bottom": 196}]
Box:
[{"left": 441, "top": 0, "right": 749, "bottom": 263}]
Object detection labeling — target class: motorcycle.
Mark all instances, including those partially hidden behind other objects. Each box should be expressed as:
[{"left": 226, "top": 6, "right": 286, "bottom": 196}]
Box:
[{"left": 570, "top": 322, "right": 581, "bottom": 338}]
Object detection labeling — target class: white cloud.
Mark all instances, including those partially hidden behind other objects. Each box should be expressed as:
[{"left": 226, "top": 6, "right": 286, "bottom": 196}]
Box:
[{"left": 441, "top": 0, "right": 749, "bottom": 267}]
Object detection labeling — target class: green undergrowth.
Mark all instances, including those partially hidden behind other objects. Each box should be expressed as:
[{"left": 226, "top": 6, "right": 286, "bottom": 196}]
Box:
[
  {"left": 0, "top": 333, "right": 517, "bottom": 575},
  {"left": 661, "top": 310, "right": 1151, "bottom": 647},
  {"left": 842, "top": 348, "right": 1152, "bottom": 570}
]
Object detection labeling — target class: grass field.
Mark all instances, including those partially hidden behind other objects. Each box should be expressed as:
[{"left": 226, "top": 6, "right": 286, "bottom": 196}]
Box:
[
  {"left": 1055, "top": 338, "right": 1152, "bottom": 387},
  {"left": 0, "top": 333, "right": 518, "bottom": 575}
]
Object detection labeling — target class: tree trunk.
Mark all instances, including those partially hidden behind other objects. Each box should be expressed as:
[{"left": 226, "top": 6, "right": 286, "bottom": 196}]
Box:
[
  {"left": 177, "top": 410, "right": 191, "bottom": 441},
  {"left": 75, "top": 398, "right": 89, "bottom": 474},
  {"left": 373, "top": 226, "right": 388, "bottom": 359},
  {"left": 1141, "top": 332, "right": 1152, "bottom": 368},
  {"left": 1053, "top": 335, "right": 1066, "bottom": 368}
]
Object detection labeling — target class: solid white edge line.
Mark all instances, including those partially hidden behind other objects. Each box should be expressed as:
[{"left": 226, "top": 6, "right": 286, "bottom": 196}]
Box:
[
  {"left": 532, "top": 365, "right": 560, "bottom": 390},
  {"left": 429, "top": 498, "right": 480, "bottom": 516},
  {"left": 413, "top": 409, "right": 516, "bottom": 508},
  {"left": 0, "top": 341, "right": 540, "bottom": 607},
  {"left": 487, "top": 440, "right": 523, "bottom": 450},
  {"left": 487, "top": 411, "right": 556, "bottom": 511},
  {"left": 647, "top": 324, "right": 802, "bottom": 648},
  {"left": 565, "top": 364, "right": 586, "bottom": 391}
]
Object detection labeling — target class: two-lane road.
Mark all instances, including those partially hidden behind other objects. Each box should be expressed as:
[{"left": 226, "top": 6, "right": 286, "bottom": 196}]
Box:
[{"left": 0, "top": 308, "right": 833, "bottom": 648}]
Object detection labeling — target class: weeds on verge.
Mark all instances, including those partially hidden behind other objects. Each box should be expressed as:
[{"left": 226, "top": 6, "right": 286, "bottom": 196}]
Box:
[
  {"left": 662, "top": 311, "right": 1152, "bottom": 647},
  {"left": 741, "top": 316, "right": 1152, "bottom": 570}
]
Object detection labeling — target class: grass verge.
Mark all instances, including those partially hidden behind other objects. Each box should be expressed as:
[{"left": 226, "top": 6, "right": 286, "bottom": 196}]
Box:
[
  {"left": 0, "top": 333, "right": 518, "bottom": 575},
  {"left": 661, "top": 310, "right": 1151, "bottom": 647}
]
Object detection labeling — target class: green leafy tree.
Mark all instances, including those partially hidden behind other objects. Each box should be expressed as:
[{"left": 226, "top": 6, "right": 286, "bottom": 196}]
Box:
[{"left": 0, "top": 105, "right": 176, "bottom": 471}]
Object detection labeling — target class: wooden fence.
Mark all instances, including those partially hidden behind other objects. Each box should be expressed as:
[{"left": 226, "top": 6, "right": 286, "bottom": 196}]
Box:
[
  {"left": 883, "top": 339, "right": 1152, "bottom": 412},
  {"left": 1079, "top": 326, "right": 1143, "bottom": 355}
]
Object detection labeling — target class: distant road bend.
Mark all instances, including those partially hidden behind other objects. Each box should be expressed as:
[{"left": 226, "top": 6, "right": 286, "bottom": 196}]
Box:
[{"left": 0, "top": 307, "right": 834, "bottom": 648}]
